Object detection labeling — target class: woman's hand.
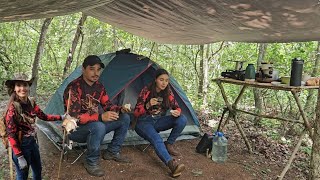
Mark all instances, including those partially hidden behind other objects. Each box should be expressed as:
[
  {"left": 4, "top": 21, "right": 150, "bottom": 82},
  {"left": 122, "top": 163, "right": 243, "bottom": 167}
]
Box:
[
  {"left": 170, "top": 110, "right": 181, "bottom": 117},
  {"left": 149, "top": 98, "right": 159, "bottom": 106},
  {"left": 146, "top": 98, "right": 159, "bottom": 110},
  {"left": 17, "top": 156, "right": 27, "bottom": 170}
]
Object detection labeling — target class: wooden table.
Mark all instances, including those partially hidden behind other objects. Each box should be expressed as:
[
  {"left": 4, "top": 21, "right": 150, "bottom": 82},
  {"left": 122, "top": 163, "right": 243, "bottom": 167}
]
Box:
[{"left": 213, "top": 78, "right": 319, "bottom": 179}]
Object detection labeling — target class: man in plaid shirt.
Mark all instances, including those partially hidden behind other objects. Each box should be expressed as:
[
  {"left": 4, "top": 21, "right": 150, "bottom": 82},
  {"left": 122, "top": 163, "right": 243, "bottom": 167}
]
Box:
[{"left": 63, "top": 55, "right": 131, "bottom": 177}]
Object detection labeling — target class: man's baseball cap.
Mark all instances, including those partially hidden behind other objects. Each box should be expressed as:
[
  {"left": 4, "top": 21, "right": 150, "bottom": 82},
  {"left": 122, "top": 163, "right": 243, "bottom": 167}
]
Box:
[{"left": 82, "top": 55, "right": 105, "bottom": 68}]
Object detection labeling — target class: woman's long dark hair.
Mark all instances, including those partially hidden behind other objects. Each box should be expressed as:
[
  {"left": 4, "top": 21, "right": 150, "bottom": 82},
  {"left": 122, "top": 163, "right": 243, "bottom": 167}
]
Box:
[{"left": 148, "top": 69, "right": 170, "bottom": 110}]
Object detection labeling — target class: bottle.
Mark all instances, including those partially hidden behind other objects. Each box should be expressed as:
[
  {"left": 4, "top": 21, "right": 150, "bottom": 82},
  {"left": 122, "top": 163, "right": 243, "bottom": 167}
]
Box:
[
  {"left": 290, "top": 58, "right": 304, "bottom": 86},
  {"left": 211, "top": 132, "right": 228, "bottom": 163},
  {"left": 245, "top": 64, "right": 255, "bottom": 81},
  {"left": 272, "top": 69, "right": 279, "bottom": 81}
]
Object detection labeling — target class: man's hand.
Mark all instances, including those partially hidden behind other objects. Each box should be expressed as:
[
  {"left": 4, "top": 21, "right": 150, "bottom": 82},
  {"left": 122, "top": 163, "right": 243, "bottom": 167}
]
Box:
[
  {"left": 101, "top": 111, "right": 119, "bottom": 122},
  {"left": 17, "top": 155, "right": 27, "bottom": 170},
  {"left": 170, "top": 110, "right": 181, "bottom": 117},
  {"left": 62, "top": 114, "right": 71, "bottom": 127},
  {"left": 62, "top": 114, "right": 78, "bottom": 134},
  {"left": 121, "top": 104, "right": 131, "bottom": 113}
]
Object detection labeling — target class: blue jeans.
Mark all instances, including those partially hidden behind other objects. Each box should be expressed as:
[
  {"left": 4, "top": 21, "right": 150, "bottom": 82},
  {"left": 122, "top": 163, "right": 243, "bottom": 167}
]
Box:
[
  {"left": 12, "top": 136, "right": 42, "bottom": 180},
  {"left": 69, "top": 113, "right": 130, "bottom": 166},
  {"left": 135, "top": 114, "right": 187, "bottom": 165}
]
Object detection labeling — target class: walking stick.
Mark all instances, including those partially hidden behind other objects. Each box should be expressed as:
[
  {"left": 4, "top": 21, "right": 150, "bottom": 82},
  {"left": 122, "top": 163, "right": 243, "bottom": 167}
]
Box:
[
  {"left": 57, "top": 89, "right": 71, "bottom": 179},
  {"left": 3, "top": 94, "right": 15, "bottom": 180},
  {"left": 8, "top": 144, "right": 13, "bottom": 180}
]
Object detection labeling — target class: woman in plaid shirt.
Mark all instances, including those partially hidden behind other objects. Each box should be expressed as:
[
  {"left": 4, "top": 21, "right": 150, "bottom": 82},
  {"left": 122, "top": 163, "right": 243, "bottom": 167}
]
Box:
[
  {"left": 134, "top": 69, "right": 187, "bottom": 178},
  {"left": 4, "top": 73, "right": 63, "bottom": 180}
]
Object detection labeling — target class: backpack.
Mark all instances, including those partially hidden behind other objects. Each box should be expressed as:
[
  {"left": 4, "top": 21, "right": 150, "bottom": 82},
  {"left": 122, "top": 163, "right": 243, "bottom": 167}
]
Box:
[{"left": 0, "top": 97, "right": 35, "bottom": 149}]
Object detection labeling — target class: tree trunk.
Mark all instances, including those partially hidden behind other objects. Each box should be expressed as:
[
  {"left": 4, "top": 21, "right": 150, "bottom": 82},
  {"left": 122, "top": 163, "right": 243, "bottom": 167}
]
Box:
[
  {"left": 30, "top": 18, "right": 53, "bottom": 97},
  {"left": 75, "top": 30, "right": 85, "bottom": 68},
  {"left": 304, "top": 42, "right": 320, "bottom": 113},
  {"left": 112, "top": 26, "right": 118, "bottom": 51},
  {"left": 198, "top": 45, "right": 204, "bottom": 99},
  {"left": 310, "top": 85, "right": 320, "bottom": 179},
  {"left": 202, "top": 44, "right": 209, "bottom": 107},
  {"left": 253, "top": 43, "right": 268, "bottom": 124},
  {"left": 62, "top": 14, "right": 87, "bottom": 79}
]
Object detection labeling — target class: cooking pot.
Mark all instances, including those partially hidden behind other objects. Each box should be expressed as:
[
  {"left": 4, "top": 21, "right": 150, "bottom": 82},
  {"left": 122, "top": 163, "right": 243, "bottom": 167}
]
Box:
[{"left": 281, "top": 76, "right": 290, "bottom": 84}]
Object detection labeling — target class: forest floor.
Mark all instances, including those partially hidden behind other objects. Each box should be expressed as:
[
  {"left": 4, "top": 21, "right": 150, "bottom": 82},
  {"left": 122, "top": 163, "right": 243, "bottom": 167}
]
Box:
[{"left": 0, "top": 98, "right": 310, "bottom": 180}]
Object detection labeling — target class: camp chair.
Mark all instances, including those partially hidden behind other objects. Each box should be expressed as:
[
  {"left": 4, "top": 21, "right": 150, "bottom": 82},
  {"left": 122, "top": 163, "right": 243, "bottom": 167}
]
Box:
[{"left": 59, "top": 134, "right": 87, "bottom": 164}]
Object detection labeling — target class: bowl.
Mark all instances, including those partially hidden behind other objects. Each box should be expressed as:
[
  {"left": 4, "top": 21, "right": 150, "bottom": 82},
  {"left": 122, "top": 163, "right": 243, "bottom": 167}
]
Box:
[
  {"left": 271, "top": 81, "right": 281, "bottom": 86},
  {"left": 281, "top": 76, "right": 290, "bottom": 84}
]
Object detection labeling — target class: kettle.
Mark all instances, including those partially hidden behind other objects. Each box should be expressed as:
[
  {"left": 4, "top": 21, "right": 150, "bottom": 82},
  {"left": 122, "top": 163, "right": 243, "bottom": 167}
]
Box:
[{"left": 245, "top": 64, "right": 255, "bottom": 81}]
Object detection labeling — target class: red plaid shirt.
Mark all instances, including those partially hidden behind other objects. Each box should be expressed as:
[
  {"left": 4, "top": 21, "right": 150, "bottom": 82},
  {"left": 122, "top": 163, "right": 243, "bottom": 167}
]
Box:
[
  {"left": 133, "top": 85, "right": 181, "bottom": 118},
  {"left": 63, "top": 76, "right": 121, "bottom": 124},
  {"left": 5, "top": 99, "right": 61, "bottom": 156}
]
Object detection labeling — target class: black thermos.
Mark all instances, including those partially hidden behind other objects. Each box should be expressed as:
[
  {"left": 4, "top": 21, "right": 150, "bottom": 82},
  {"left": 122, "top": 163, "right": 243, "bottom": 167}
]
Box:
[{"left": 290, "top": 58, "right": 304, "bottom": 86}]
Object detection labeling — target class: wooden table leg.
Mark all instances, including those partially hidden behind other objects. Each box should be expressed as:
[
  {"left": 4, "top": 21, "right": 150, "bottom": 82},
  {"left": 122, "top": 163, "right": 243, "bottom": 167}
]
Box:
[
  {"left": 233, "top": 114, "right": 253, "bottom": 153},
  {"left": 291, "top": 90, "right": 313, "bottom": 137},
  {"left": 221, "top": 113, "right": 231, "bottom": 131},
  {"left": 216, "top": 80, "right": 233, "bottom": 111},
  {"left": 216, "top": 80, "right": 252, "bottom": 153},
  {"left": 278, "top": 129, "right": 306, "bottom": 180},
  {"left": 233, "top": 85, "right": 248, "bottom": 108}
]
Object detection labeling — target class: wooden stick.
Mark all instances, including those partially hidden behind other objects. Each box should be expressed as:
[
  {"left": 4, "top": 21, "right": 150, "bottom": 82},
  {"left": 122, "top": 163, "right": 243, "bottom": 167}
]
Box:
[
  {"left": 291, "top": 90, "right": 313, "bottom": 137},
  {"left": 233, "top": 85, "right": 247, "bottom": 107},
  {"left": 278, "top": 129, "right": 306, "bottom": 180},
  {"left": 216, "top": 80, "right": 233, "bottom": 111},
  {"left": 66, "top": 89, "right": 72, "bottom": 115},
  {"left": 3, "top": 94, "right": 16, "bottom": 180},
  {"left": 233, "top": 114, "right": 253, "bottom": 153},
  {"left": 221, "top": 114, "right": 231, "bottom": 131},
  {"left": 57, "top": 129, "right": 66, "bottom": 179},
  {"left": 8, "top": 146, "right": 13, "bottom": 180},
  {"left": 235, "top": 108, "right": 304, "bottom": 124},
  {"left": 216, "top": 80, "right": 252, "bottom": 153},
  {"left": 57, "top": 89, "right": 72, "bottom": 179}
]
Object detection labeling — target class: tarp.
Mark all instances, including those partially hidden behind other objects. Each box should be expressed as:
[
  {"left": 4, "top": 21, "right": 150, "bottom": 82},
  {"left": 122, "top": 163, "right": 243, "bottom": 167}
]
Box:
[
  {"left": 1, "top": 0, "right": 320, "bottom": 44},
  {"left": 39, "top": 51, "right": 200, "bottom": 147}
]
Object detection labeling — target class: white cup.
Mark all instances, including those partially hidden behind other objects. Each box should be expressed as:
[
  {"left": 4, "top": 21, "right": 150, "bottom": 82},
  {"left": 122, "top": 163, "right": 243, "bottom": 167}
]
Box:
[{"left": 302, "top": 74, "right": 311, "bottom": 82}]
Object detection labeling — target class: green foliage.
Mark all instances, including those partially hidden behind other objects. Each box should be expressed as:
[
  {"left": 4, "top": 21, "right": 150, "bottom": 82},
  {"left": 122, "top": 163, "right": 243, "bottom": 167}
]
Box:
[
  {"left": 301, "top": 146, "right": 312, "bottom": 155},
  {"left": 0, "top": 14, "right": 319, "bottom": 125}
]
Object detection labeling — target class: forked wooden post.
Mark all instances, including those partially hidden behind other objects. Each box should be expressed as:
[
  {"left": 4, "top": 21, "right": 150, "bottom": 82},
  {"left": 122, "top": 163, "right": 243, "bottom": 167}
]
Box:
[
  {"left": 57, "top": 89, "right": 72, "bottom": 179},
  {"left": 278, "top": 129, "right": 306, "bottom": 180},
  {"left": 216, "top": 80, "right": 253, "bottom": 153},
  {"left": 291, "top": 90, "right": 313, "bottom": 137}
]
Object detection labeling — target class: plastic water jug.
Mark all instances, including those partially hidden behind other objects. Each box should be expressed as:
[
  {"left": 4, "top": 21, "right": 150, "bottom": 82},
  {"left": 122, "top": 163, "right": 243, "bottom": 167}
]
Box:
[{"left": 211, "top": 132, "right": 228, "bottom": 163}]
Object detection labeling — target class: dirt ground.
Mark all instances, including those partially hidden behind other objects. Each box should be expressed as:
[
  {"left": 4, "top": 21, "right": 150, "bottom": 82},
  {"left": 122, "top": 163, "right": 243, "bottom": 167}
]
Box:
[
  {"left": 1, "top": 130, "right": 255, "bottom": 180},
  {"left": 0, "top": 96, "right": 308, "bottom": 180},
  {"left": 0, "top": 125, "right": 307, "bottom": 180}
]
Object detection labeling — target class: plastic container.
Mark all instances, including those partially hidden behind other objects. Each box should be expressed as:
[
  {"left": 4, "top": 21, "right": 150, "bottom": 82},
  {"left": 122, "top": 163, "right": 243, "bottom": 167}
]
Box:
[
  {"left": 211, "top": 132, "right": 228, "bottom": 163},
  {"left": 290, "top": 58, "right": 304, "bottom": 86}
]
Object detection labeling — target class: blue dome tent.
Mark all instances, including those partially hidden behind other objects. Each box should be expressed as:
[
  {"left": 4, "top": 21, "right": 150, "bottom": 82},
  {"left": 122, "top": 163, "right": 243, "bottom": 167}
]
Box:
[{"left": 38, "top": 50, "right": 200, "bottom": 148}]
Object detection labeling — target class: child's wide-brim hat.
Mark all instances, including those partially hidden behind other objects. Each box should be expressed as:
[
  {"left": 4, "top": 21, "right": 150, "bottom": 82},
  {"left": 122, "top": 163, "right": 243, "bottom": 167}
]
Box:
[{"left": 5, "top": 73, "right": 35, "bottom": 88}]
